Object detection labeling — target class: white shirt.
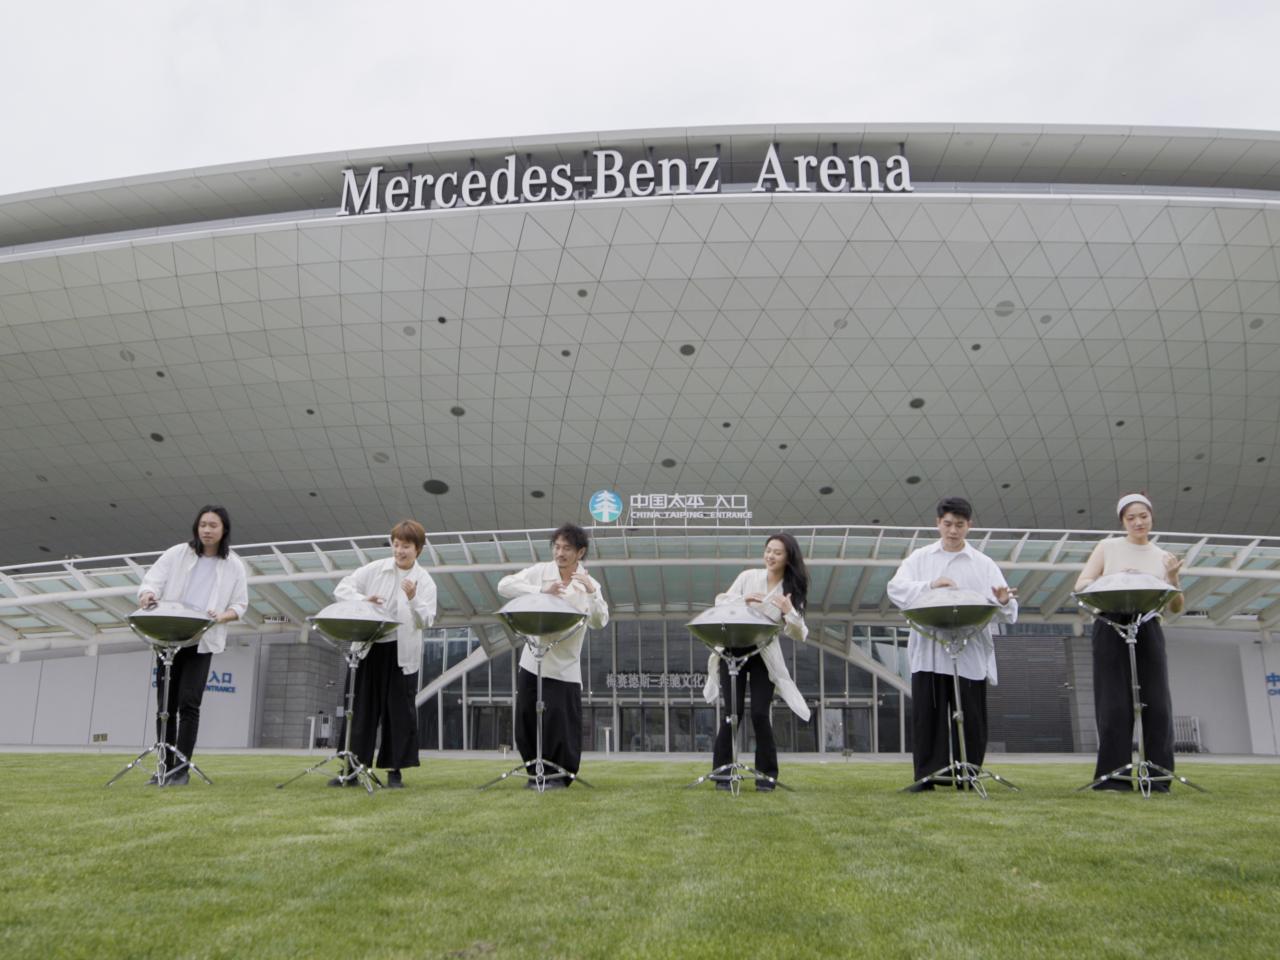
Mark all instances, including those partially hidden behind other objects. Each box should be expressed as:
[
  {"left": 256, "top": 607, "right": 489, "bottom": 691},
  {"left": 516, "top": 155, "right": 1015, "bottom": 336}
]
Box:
[
  {"left": 701, "top": 568, "right": 811, "bottom": 721},
  {"left": 886, "top": 540, "right": 1017, "bottom": 683},
  {"left": 180, "top": 556, "right": 218, "bottom": 612},
  {"left": 496, "top": 561, "right": 609, "bottom": 685},
  {"left": 334, "top": 557, "right": 438, "bottom": 675},
  {"left": 137, "top": 543, "right": 249, "bottom": 655}
]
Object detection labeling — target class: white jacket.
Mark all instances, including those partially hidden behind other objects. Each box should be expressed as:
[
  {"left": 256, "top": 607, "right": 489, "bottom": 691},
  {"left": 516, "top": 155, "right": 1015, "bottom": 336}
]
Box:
[
  {"left": 137, "top": 543, "right": 249, "bottom": 655},
  {"left": 334, "top": 557, "right": 437, "bottom": 675},
  {"left": 496, "top": 561, "right": 608, "bottom": 685},
  {"left": 886, "top": 540, "right": 1017, "bottom": 683},
  {"left": 702, "top": 568, "right": 811, "bottom": 721}
]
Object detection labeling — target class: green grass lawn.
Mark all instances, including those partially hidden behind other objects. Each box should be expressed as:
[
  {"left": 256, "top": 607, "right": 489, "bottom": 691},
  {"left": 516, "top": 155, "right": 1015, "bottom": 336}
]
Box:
[{"left": 2, "top": 755, "right": 1277, "bottom": 959}]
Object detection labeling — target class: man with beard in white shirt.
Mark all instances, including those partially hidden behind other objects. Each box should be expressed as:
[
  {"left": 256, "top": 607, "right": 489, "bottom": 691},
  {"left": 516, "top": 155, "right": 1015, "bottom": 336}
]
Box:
[
  {"left": 887, "top": 497, "right": 1017, "bottom": 791},
  {"left": 497, "top": 523, "right": 609, "bottom": 789}
]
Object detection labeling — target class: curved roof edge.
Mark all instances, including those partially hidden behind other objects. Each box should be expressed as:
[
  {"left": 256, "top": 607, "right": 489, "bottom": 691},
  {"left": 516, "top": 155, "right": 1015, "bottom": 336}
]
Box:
[{"left": 4, "top": 122, "right": 1280, "bottom": 249}]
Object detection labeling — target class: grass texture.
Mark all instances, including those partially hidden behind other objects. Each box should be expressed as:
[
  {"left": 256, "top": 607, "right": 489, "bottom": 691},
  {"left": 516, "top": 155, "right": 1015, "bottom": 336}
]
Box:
[{"left": 1, "top": 755, "right": 1278, "bottom": 959}]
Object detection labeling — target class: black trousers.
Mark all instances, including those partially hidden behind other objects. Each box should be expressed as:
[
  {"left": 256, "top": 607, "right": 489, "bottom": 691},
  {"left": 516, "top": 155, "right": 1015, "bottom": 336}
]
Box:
[
  {"left": 156, "top": 646, "right": 212, "bottom": 761},
  {"left": 712, "top": 648, "right": 778, "bottom": 780},
  {"left": 349, "top": 641, "right": 420, "bottom": 770},
  {"left": 1091, "top": 615, "right": 1175, "bottom": 789},
  {"left": 515, "top": 667, "right": 582, "bottom": 780},
  {"left": 911, "top": 670, "right": 988, "bottom": 782}
]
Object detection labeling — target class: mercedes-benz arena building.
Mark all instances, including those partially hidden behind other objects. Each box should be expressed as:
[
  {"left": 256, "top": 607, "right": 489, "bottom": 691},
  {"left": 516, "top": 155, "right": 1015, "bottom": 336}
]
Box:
[{"left": 1, "top": 124, "right": 1279, "bottom": 758}]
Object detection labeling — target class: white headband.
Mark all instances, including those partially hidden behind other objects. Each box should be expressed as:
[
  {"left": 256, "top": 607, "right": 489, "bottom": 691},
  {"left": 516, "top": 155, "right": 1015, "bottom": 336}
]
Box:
[{"left": 1116, "top": 493, "right": 1152, "bottom": 519}]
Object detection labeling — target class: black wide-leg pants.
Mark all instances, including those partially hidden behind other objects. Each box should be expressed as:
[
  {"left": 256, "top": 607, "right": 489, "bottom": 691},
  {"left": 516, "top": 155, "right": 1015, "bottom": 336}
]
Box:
[
  {"left": 712, "top": 647, "right": 778, "bottom": 781},
  {"left": 515, "top": 666, "right": 582, "bottom": 780},
  {"left": 1091, "top": 615, "right": 1175, "bottom": 789},
  {"left": 156, "top": 646, "right": 212, "bottom": 761},
  {"left": 911, "top": 670, "right": 988, "bottom": 782},
  {"left": 349, "top": 641, "right": 420, "bottom": 770}
]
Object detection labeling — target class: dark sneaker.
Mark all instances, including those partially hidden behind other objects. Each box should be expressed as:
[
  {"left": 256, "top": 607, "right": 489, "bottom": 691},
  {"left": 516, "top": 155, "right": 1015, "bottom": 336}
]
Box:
[
  {"left": 165, "top": 770, "right": 190, "bottom": 787},
  {"left": 715, "top": 780, "right": 732, "bottom": 792},
  {"left": 756, "top": 780, "right": 776, "bottom": 792},
  {"left": 386, "top": 770, "right": 404, "bottom": 789},
  {"left": 905, "top": 781, "right": 935, "bottom": 793}
]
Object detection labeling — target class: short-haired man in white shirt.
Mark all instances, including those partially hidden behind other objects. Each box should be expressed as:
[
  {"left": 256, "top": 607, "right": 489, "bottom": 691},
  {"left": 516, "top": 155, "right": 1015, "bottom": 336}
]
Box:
[
  {"left": 887, "top": 497, "right": 1017, "bottom": 791},
  {"left": 497, "top": 523, "right": 609, "bottom": 788}
]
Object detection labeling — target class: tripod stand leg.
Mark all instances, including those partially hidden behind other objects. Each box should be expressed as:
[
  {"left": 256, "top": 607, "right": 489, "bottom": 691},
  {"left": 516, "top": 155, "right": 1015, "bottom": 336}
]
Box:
[
  {"left": 276, "top": 751, "right": 344, "bottom": 789},
  {"left": 105, "top": 745, "right": 161, "bottom": 787},
  {"left": 1145, "top": 762, "right": 1207, "bottom": 793}
]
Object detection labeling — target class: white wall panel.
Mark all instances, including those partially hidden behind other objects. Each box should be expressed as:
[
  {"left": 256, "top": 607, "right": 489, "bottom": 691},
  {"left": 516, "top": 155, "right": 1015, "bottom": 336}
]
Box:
[
  {"left": 32, "top": 657, "right": 97, "bottom": 744},
  {"left": 0, "top": 660, "right": 43, "bottom": 744},
  {"left": 89, "top": 650, "right": 154, "bottom": 748},
  {"left": 1165, "top": 630, "right": 1254, "bottom": 754}
]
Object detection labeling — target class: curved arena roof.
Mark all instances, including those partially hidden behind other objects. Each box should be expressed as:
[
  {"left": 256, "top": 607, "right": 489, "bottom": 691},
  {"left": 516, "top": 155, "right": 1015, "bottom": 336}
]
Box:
[{"left": 1, "top": 124, "right": 1278, "bottom": 563}]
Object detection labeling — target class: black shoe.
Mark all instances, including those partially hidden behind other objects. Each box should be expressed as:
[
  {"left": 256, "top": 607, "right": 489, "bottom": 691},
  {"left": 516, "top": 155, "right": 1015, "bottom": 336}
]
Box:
[
  {"left": 1092, "top": 780, "right": 1133, "bottom": 792},
  {"left": 386, "top": 770, "right": 404, "bottom": 789},
  {"left": 905, "top": 781, "right": 935, "bottom": 793},
  {"left": 543, "top": 778, "right": 568, "bottom": 790},
  {"left": 165, "top": 770, "right": 190, "bottom": 787},
  {"left": 756, "top": 780, "right": 776, "bottom": 792},
  {"left": 146, "top": 773, "right": 161, "bottom": 786},
  {"left": 715, "top": 780, "right": 732, "bottom": 791}
]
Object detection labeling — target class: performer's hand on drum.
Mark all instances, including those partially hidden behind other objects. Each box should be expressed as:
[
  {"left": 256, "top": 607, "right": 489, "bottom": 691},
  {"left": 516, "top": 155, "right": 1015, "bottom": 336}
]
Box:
[
  {"left": 742, "top": 592, "right": 765, "bottom": 605},
  {"left": 365, "top": 595, "right": 384, "bottom": 606},
  {"left": 542, "top": 581, "right": 568, "bottom": 596},
  {"left": 930, "top": 577, "right": 957, "bottom": 589},
  {"left": 140, "top": 591, "right": 158, "bottom": 609},
  {"left": 992, "top": 585, "right": 1016, "bottom": 605}
]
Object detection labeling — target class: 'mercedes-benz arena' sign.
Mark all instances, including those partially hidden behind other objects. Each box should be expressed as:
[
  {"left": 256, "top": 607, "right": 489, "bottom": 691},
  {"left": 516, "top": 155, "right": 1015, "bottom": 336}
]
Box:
[{"left": 338, "top": 145, "right": 913, "bottom": 216}]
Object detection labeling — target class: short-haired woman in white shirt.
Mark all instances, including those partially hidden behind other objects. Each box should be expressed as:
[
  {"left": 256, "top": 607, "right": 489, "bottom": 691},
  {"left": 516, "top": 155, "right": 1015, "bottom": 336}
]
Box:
[{"left": 1075, "top": 493, "right": 1184, "bottom": 792}]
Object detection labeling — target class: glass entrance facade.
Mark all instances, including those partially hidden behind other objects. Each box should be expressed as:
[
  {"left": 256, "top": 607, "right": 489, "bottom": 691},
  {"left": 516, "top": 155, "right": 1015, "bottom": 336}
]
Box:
[{"left": 419, "top": 620, "right": 913, "bottom": 754}]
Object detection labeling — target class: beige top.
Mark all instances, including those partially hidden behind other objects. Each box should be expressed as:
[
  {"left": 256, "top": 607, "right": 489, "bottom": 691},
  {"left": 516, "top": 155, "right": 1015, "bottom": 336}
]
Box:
[{"left": 1075, "top": 536, "right": 1172, "bottom": 589}]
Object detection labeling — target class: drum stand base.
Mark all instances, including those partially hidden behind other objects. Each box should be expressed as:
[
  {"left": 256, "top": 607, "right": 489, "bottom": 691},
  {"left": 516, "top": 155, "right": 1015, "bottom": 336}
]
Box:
[
  {"left": 906, "top": 763, "right": 1017, "bottom": 799},
  {"left": 106, "top": 643, "right": 212, "bottom": 788},
  {"left": 686, "top": 649, "right": 792, "bottom": 796},
  {"left": 901, "top": 644, "right": 1016, "bottom": 799},
  {"left": 479, "top": 634, "right": 592, "bottom": 793},
  {"left": 105, "top": 742, "right": 212, "bottom": 788},
  {"left": 1077, "top": 610, "right": 1206, "bottom": 798},
  {"left": 277, "top": 644, "right": 382, "bottom": 795}
]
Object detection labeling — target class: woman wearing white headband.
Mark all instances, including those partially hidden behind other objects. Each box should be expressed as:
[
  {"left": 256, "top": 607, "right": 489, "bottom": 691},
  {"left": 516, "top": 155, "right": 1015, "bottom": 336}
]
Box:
[{"left": 1075, "top": 493, "right": 1184, "bottom": 791}]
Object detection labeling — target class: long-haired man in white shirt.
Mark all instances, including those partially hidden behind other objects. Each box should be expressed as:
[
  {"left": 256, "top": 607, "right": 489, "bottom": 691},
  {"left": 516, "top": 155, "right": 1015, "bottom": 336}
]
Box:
[
  {"left": 497, "top": 523, "right": 609, "bottom": 788},
  {"left": 887, "top": 497, "right": 1017, "bottom": 791},
  {"left": 331, "top": 519, "right": 437, "bottom": 788}
]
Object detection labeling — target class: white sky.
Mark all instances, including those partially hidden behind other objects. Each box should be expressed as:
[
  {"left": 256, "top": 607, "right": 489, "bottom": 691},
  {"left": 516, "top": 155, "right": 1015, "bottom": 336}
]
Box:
[{"left": 3, "top": 0, "right": 1277, "bottom": 196}]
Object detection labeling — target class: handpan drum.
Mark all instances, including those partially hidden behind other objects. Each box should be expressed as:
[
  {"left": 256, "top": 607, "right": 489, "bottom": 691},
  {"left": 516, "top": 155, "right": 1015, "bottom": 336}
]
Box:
[
  {"left": 1075, "top": 573, "right": 1179, "bottom": 615},
  {"left": 687, "top": 600, "right": 782, "bottom": 651},
  {"left": 902, "top": 588, "right": 998, "bottom": 633},
  {"left": 497, "top": 593, "right": 586, "bottom": 637},
  {"left": 309, "top": 600, "right": 400, "bottom": 644},
  {"left": 128, "top": 602, "right": 214, "bottom": 647}
]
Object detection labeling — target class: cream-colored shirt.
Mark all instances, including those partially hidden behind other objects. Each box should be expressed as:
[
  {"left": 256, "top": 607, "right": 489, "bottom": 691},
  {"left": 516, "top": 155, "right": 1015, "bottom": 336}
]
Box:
[{"left": 1075, "top": 537, "right": 1173, "bottom": 589}]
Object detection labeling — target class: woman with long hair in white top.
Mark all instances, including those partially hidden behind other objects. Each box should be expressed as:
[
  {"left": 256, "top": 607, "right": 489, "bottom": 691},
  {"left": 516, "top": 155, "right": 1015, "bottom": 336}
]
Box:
[
  {"left": 703, "top": 533, "right": 811, "bottom": 791},
  {"left": 137, "top": 505, "right": 248, "bottom": 785},
  {"left": 1075, "top": 493, "right": 1184, "bottom": 791}
]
